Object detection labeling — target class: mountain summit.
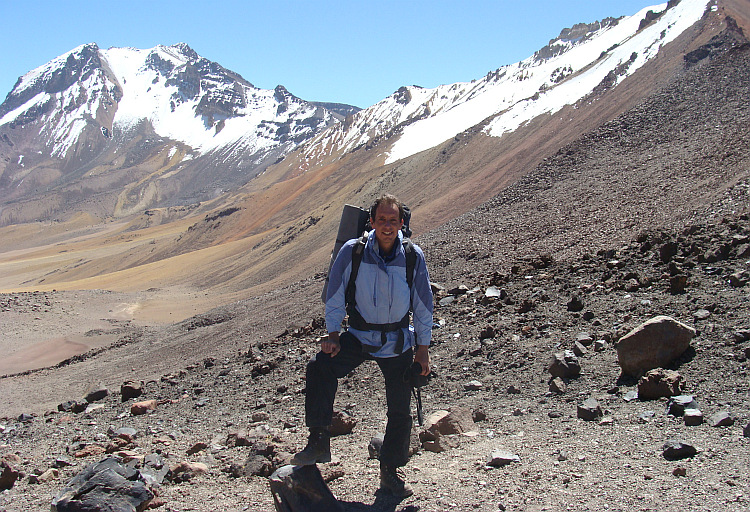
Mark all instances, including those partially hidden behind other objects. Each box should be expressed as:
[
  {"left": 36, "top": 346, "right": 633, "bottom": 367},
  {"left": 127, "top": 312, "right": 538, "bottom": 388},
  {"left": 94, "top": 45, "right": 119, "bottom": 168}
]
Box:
[{"left": 0, "top": 43, "right": 345, "bottom": 222}]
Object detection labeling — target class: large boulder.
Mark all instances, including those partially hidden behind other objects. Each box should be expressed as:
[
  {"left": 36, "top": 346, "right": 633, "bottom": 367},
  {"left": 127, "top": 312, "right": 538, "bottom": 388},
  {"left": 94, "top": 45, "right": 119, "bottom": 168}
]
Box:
[
  {"left": 51, "top": 457, "right": 153, "bottom": 512},
  {"left": 0, "top": 460, "right": 20, "bottom": 490},
  {"left": 269, "top": 465, "right": 343, "bottom": 512},
  {"left": 420, "top": 407, "right": 477, "bottom": 442},
  {"left": 615, "top": 316, "right": 695, "bottom": 377},
  {"left": 637, "top": 368, "right": 684, "bottom": 399}
]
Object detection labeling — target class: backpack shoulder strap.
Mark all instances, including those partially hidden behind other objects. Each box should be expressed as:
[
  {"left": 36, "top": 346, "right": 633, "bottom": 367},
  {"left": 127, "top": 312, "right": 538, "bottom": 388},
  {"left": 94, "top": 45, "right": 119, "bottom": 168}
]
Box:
[
  {"left": 403, "top": 238, "right": 416, "bottom": 291},
  {"left": 345, "top": 235, "right": 367, "bottom": 308}
]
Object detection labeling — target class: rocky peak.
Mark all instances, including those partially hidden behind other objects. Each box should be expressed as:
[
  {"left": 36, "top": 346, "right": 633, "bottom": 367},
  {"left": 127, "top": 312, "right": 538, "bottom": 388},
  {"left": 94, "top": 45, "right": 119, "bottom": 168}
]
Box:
[
  {"left": 534, "top": 18, "right": 621, "bottom": 61},
  {"left": 169, "top": 42, "right": 200, "bottom": 62},
  {"left": 0, "top": 43, "right": 103, "bottom": 119}
]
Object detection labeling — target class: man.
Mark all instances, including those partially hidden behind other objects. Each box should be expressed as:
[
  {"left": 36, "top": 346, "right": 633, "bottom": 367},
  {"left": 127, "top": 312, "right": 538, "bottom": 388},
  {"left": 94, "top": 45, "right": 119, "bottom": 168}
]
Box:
[{"left": 292, "top": 194, "right": 433, "bottom": 498}]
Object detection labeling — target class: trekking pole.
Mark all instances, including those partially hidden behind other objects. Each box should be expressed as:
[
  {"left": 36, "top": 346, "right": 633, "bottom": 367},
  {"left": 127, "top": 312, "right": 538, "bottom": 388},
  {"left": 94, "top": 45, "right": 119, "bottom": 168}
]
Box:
[{"left": 413, "top": 386, "right": 424, "bottom": 426}]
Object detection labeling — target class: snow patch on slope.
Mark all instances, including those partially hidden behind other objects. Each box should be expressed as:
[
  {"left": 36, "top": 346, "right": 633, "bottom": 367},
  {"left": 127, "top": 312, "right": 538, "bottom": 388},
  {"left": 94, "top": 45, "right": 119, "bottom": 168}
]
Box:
[{"left": 378, "top": 0, "right": 710, "bottom": 164}]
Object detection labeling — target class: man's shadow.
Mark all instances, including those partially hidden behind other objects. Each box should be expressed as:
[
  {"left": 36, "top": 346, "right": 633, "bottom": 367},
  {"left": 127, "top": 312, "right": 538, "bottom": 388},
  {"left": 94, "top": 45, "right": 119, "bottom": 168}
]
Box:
[{"left": 339, "top": 489, "right": 420, "bottom": 512}]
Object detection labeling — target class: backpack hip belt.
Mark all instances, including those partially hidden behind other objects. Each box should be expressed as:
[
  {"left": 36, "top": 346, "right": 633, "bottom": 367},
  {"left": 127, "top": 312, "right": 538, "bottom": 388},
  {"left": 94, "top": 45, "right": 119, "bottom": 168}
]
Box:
[{"left": 346, "top": 308, "right": 410, "bottom": 354}]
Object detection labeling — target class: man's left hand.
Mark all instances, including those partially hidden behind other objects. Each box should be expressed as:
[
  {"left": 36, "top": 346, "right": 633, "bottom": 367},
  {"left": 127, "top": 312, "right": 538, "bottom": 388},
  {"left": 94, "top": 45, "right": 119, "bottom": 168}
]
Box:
[{"left": 415, "top": 345, "right": 430, "bottom": 375}]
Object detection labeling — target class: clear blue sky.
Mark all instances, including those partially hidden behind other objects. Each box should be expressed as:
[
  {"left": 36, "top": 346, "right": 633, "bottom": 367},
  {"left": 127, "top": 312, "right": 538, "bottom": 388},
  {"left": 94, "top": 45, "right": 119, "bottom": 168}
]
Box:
[{"left": 1, "top": 1, "right": 663, "bottom": 109}]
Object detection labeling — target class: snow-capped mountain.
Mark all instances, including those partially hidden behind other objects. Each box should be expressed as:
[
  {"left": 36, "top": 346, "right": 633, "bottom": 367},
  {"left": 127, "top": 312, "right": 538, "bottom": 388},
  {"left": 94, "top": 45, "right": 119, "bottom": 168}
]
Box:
[
  {"left": 0, "top": 42, "right": 340, "bottom": 158},
  {"left": 0, "top": 43, "right": 345, "bottom": 221},
  {"left": 299, "top": 0, "right": 713, "bottom": 166}
]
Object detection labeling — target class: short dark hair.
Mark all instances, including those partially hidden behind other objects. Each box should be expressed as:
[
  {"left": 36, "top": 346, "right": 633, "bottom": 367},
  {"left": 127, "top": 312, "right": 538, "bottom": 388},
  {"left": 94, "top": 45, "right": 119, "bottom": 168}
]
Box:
[{"left": 370, "top": 194, "right": 405, "bottom": 221}]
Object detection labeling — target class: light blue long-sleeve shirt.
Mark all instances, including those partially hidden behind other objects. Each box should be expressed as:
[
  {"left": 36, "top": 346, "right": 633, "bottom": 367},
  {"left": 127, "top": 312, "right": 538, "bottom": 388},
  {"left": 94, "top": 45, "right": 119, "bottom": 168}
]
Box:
[{"left": 325, "top": 230, "right": 433, "bottom": 357}]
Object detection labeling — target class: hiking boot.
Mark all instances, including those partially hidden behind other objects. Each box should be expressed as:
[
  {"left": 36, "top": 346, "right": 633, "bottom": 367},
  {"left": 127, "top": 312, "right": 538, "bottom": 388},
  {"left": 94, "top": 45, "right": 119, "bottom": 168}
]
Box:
[
  {"left": 379, "top": 464, "right": 413, "bottom": 498},
  {"left": 290, "top": 427, "right": 331, "bottom": 465}
]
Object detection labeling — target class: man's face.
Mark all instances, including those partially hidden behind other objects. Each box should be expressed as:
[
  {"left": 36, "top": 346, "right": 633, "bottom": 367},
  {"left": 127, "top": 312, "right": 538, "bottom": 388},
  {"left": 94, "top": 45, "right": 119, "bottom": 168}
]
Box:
[{"left": 371, "top": 202, "right": 403, "bottom": 251}]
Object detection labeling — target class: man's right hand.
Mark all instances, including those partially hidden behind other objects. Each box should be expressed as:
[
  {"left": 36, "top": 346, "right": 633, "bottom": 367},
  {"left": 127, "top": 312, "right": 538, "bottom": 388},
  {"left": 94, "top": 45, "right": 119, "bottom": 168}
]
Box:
[{"left": 321, "top": 332, "right": 341, "bottom": 357}]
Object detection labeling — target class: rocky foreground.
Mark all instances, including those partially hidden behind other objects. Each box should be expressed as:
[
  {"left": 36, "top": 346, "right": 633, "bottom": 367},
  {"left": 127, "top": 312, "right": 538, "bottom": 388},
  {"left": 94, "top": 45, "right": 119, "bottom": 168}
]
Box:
[{"left": 2, "top": 212, "right": 750, "bottom": 511}]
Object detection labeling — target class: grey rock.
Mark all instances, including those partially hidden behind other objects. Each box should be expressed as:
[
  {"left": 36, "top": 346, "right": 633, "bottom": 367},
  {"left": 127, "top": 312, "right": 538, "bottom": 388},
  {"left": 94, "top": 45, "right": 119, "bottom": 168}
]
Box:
[
  {"left": 84, "top": 386, "right": 109, "bottom": 403},
  {"left": 693, "top": 309, "right": 711, "bottom": 320},
  {"left": 485, "top": 286, "right": 505, "bottom": 298},
  {"left": 615, "top": 316, "right": 695, "bottom": 377},
  {"left": 51, "top": 457, "right": 153, "bottom": 512},
  {"left": 577, "top": 398, "right": 603, "bottom": 421},
  {"left": 637, "top": 410, "right": 656, "bottom": 423},
  {"left": 572, "top": 341, "right": 588, "bottom": 357},
  {"left": 111, "top": 427, "right": 138, "bottom": 440},
  {"left": 708, "top": 411, "right": 735, "bottom": 427},
  {"left": 666, "top": 395, "right": 699, "bottom": 416},
  {"left": 549, "top": 377, "right": 566, "bottom": 394},
  {"left": 58, "top": 401, "right": 87, "bottom": 414},
  {"left": 464, "top": 380, "right": 483, "bottom": 391},
  {"left": 662, "top": 440, "right": 698, "bottom": 460},
  {"left": 549, "top": 350, "right": 581, "bottom": 379},
  {"left": 623, "top": 390, "right": 638, "bottom": 402},
  {"left": 684, "top": 408, "right": 703, "bottom": 426},
  {"left": 368, "top": 434, "right": 384, "bottom": 459},
  {"left": 576, "top": 332, "right": 594, "bottom": 346},
  {"left": 487, "top": 450, "right": 521, "bottom": 467}
]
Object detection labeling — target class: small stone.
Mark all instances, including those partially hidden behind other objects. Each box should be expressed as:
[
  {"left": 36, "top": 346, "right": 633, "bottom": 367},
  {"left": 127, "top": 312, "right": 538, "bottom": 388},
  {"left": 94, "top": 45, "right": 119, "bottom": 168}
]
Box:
[
  {"left": 684, "top": 409, "right": 703, "bottom": 426},
  {"left": 577, "top": 398, "right": 602, "bottom": 421},
  {"left": 666, "top": 395, "right": 698, "bottom": 416},
  {"left": 187, "top": 442, "right": 209, "bottom": 455},
  {"left": 368, "top": 434, "right": 384, "bottom": 459},
  {"left": 31, "top": 468, "right": 60, "bottom": 484},
  {"left": 637, "top": 410, "right": 656, "bottom": 423},
  {"left": 549, "top": 350, "right": 581, "bottom": 379},
  {"left": 0, "top": 460, "right": 20, "bottom": 490},
  {"left": 113, "top": 427, "right": 138, "bottom": 441},
  {"left": 464, "top": 380, "right": 483, "bottom": 391},
  {"left": 576, "top": 332, "right": 594, "bottom": 346},
  {"left": 708, "top": 411, "right": 734, "bottom": 427},
  {"left": 131, "top": 400, "right": 158, "bottom": 416},
  {"left": 623, "top": 390, "right": 638, "bottom": 402},
  {"left": 549, "top": 377, "right": 566, "bottom": 394},
  {"left": 330, "top": 409, "right": 357, "bottom": 436},
  {"left": 572, "top": 341, "right": 588, "bottom": 357},
  {"left": 84, "top": 386, "right": 109, "bottom": 403},
  {"left": 121, "top": 381, "right": 144, "bottom": 401},
  {"left": 567, "top": 295, "right": 584, "bottom": 312},
  {"left": 487, "top": 450, "right": 520, "bottom": 467},
  {"left": 673, "top": 467, "right": 687, "bottom": 477},
  {"left": 693, "top": 309, "right": 711, "bottom": 320},
  {"left": 638, "top": 368, "right": 683, "bottom": 400},
  {"left": 251, "top": 411, "right": 270, "bottom": 422},
  {"left": 662, "top": 440, "right": 697, "bottom": 460}
]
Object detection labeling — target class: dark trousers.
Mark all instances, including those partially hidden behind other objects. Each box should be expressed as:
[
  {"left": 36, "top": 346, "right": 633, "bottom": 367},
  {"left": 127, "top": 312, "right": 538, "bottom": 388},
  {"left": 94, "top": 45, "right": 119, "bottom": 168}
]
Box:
[{"left": 305, "top": 331, "right": 414, "bottom": 468}]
